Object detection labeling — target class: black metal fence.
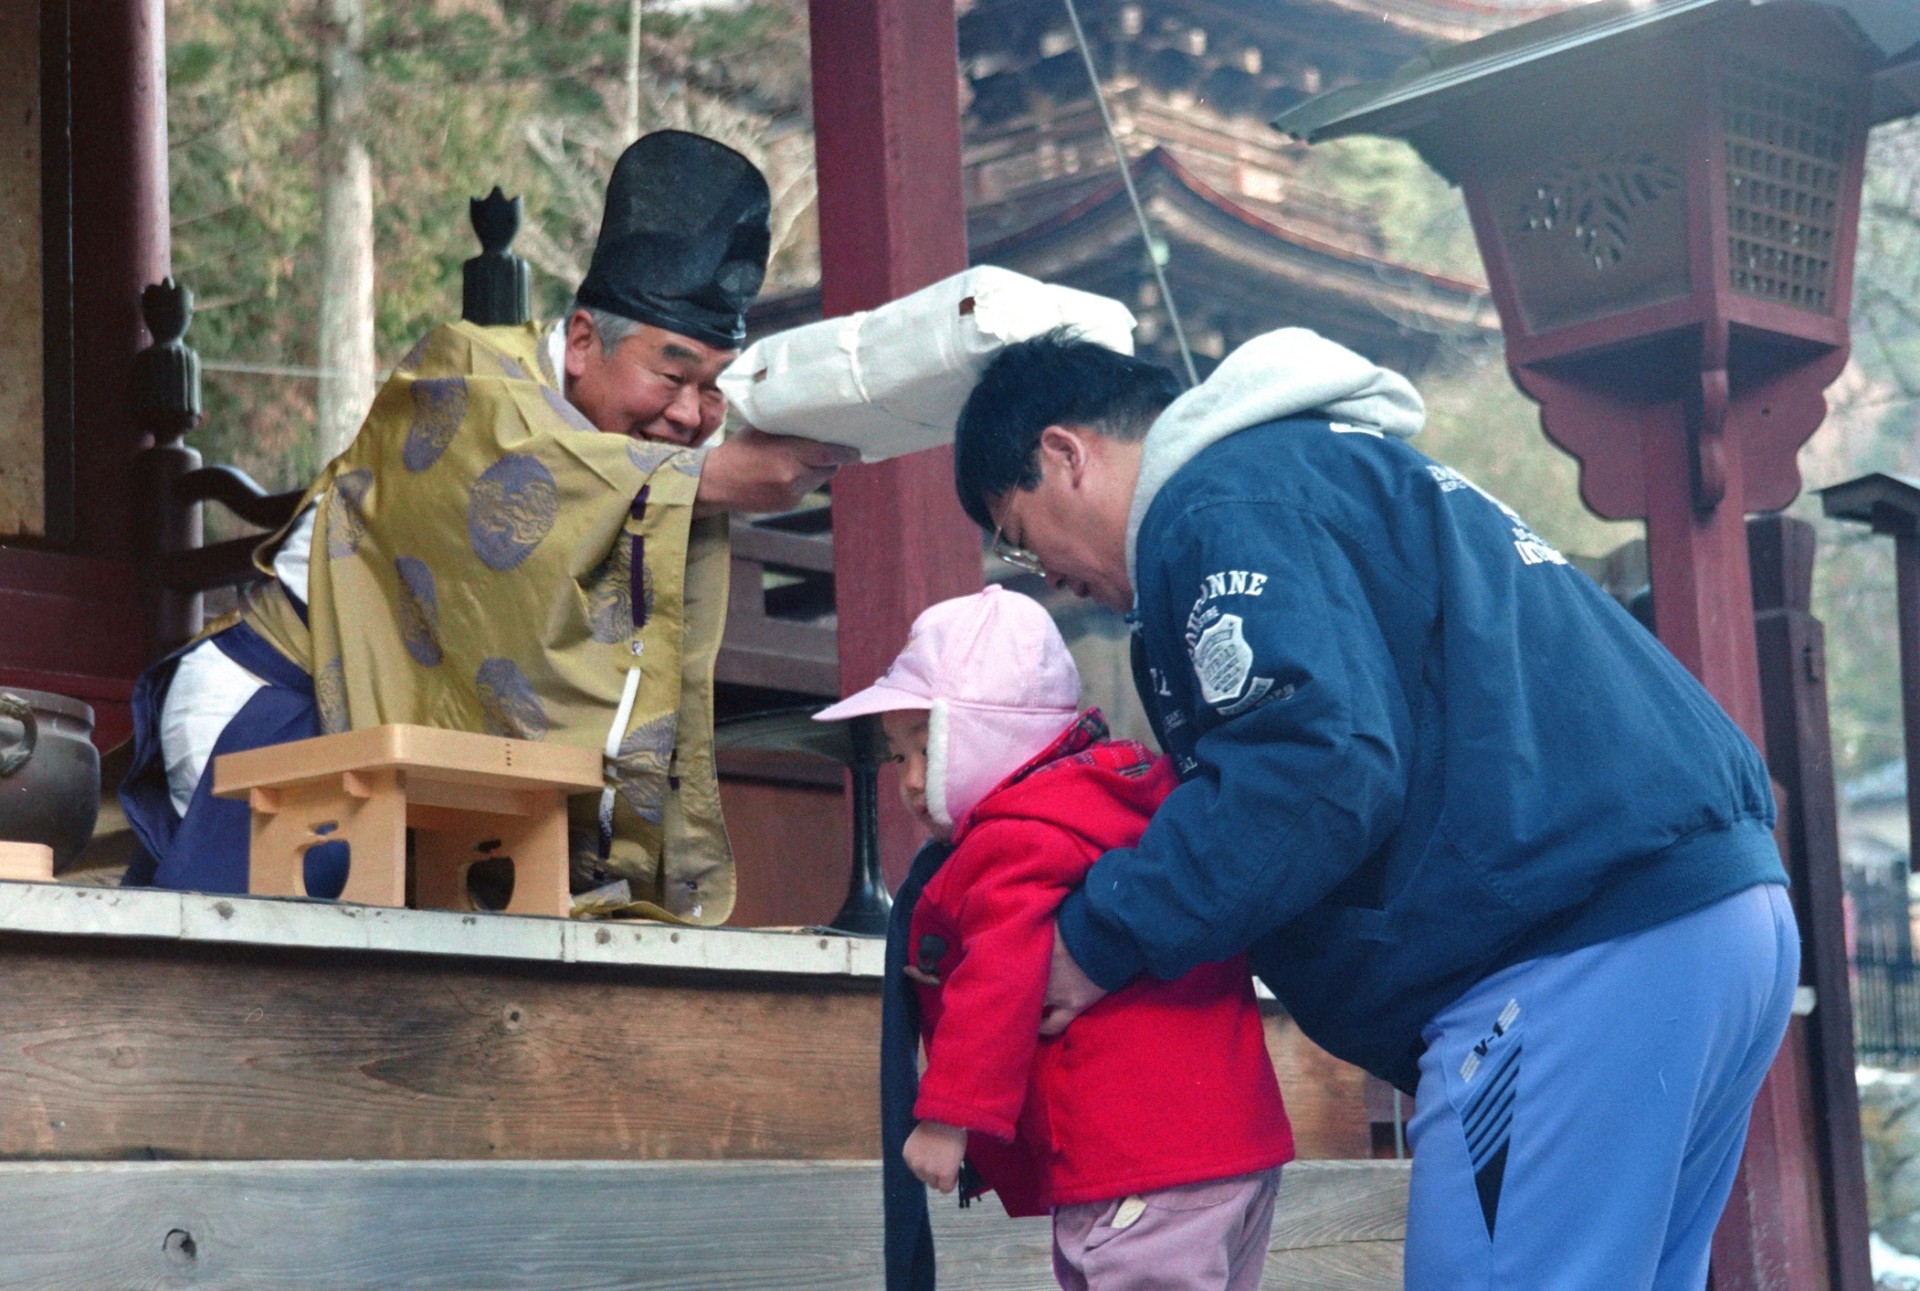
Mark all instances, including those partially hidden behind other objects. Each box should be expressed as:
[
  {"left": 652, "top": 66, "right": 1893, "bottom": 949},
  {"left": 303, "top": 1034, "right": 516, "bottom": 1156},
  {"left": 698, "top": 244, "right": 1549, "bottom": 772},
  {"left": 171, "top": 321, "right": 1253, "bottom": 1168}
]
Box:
[{"left": 1853, "top": 951, "right": 1920, "bottom": 1067}]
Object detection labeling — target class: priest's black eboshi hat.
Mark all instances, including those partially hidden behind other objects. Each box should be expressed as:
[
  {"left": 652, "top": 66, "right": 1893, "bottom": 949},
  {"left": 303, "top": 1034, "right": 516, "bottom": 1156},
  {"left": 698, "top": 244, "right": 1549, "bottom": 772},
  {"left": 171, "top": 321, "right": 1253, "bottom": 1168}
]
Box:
[{"left": 575, "top": 130, "right": 772, "bottom": 350}]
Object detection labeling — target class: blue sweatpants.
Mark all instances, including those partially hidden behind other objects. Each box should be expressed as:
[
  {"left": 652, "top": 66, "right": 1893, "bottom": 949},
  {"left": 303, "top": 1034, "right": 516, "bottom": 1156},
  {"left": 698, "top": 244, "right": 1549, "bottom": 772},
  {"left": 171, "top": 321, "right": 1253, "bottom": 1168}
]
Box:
[{"left": 1403, "top": 883, "right": 1799, "bottom": 1291}]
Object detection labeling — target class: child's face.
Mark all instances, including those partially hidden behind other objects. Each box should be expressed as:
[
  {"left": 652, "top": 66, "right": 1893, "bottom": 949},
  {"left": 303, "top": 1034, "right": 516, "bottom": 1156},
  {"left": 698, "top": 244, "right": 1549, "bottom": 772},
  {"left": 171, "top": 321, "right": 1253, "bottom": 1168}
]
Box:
[{"left": 880, "top": 708, "right": 945, "bottom": 840}]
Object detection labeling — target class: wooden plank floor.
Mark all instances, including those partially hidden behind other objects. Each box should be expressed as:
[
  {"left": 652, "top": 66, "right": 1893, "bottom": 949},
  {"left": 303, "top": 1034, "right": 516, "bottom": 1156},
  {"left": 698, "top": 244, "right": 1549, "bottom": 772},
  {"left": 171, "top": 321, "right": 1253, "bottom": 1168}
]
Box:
[
  {"left": 0, "top": 928, "right": 1370, "bottom": 1161},
  {"left": 0, "top": 932, "right": 881, "bottom": 1161},
  {"left": 0, "top": 1158, "right": 1410, "bottom": 1290}
]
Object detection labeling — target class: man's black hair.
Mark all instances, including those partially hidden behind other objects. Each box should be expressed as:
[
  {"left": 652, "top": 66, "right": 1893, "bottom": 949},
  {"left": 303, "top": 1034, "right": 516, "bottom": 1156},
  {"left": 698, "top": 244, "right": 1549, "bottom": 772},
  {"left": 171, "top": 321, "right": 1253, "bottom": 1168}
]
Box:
[{"left": 953, "top": 328, "right": 1182, "bottom": 529}]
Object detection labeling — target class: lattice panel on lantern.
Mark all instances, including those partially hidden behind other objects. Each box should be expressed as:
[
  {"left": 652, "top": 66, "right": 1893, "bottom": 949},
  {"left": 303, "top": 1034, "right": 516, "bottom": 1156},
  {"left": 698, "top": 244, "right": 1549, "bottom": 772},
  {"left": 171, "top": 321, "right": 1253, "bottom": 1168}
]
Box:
[{"left": 1721, "top": 53, "right": 1851, "bottom": 314}]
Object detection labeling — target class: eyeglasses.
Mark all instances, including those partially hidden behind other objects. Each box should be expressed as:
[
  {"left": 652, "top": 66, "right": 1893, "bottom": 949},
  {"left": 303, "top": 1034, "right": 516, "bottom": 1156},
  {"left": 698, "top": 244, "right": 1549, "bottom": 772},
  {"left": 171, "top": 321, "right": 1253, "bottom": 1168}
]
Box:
[{"left": 990, "top": 525, "right": 1047, "bottom": 577}]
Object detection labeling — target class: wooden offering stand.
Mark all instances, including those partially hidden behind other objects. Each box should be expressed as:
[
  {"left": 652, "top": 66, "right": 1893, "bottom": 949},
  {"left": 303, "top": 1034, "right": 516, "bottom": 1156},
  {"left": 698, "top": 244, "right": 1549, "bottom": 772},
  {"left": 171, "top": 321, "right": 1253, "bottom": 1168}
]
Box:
[
  {"left": 0, "top": 842, "right": 54, "bottom": 882},
  {"left": 213, "top": 725, "right": 600, "bottom": 917}
]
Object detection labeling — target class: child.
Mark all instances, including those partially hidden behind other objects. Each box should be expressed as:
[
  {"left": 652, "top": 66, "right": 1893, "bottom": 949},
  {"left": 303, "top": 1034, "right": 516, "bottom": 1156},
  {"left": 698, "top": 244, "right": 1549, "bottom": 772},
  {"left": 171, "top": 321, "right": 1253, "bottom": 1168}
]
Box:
[{"left": 815, "top": 585, "right": 1294, "bottom": 1291}]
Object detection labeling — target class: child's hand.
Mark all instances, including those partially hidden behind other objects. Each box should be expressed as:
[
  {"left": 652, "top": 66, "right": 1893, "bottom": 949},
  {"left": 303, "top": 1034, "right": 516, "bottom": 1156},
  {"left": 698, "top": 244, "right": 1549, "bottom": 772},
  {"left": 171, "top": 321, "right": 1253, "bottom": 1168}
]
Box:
[{"left": 903, "top": 1120, "right": 968, "bottom": 1193}]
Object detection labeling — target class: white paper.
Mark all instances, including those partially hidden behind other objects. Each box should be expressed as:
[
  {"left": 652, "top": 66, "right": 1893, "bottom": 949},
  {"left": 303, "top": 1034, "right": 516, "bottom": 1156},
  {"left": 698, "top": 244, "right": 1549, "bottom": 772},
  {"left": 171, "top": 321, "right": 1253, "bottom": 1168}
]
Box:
[{"left": 720, "top": 266, "right": 1136, "bottom": 462}]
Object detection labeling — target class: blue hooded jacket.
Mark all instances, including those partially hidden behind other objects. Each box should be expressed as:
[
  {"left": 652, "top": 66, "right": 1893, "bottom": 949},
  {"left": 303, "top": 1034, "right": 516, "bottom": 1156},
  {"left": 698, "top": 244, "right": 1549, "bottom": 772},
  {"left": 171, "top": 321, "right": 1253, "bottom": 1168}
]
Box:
[{"left": 1053, "top": 330, "right": 1785, "bottom": 1092}]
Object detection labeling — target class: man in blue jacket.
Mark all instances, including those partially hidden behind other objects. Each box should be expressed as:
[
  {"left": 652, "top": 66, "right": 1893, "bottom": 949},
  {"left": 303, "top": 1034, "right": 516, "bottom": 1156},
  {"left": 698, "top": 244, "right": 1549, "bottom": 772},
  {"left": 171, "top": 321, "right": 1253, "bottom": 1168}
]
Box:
[{"left": 951, "top": 328, "right": 1798, "bottom": 1290}]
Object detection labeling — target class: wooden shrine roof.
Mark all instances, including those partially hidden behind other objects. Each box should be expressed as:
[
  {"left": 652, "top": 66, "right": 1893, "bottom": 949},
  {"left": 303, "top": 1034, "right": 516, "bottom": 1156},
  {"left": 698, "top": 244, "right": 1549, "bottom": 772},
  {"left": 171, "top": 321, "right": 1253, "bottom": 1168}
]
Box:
[{"left": 750, "top": 145, "right": 1495, "bottom": 377}]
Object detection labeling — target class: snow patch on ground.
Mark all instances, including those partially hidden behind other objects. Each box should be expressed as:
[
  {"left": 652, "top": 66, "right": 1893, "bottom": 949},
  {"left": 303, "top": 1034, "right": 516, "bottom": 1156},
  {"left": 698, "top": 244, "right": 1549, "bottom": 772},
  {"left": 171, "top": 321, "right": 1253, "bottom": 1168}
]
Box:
[
  {"left": 1862, "top": 1068, "right": 1920, "bottom": 1091},
  {"left": 1876, "top": 1232, "right": 1920, "bottom": 1290}
]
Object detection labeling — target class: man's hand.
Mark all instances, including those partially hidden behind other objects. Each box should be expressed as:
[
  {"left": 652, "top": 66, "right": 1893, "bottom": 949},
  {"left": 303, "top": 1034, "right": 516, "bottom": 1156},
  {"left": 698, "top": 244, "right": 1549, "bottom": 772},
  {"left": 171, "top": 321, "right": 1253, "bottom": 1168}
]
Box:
[
  {"left": 694, "top": 428, "right": 857, "bottom": 517},
  {"left": 1040, "top": 920, "right": 1109, "bottom": 1036},
  {"left": 903, "top": 1120, "right": 968, "bottom": 1193}
]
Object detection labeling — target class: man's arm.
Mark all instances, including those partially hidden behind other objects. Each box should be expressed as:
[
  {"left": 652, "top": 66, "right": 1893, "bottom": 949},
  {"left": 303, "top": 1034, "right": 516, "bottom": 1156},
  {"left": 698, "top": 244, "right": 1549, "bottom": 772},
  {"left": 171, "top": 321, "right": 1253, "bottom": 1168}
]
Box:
[
  {"left": 693, "top": 428, "right": 858, "bottom": 516},
  {"left": 1057, "top": 502, "right": 1414, "bottom": 993}
]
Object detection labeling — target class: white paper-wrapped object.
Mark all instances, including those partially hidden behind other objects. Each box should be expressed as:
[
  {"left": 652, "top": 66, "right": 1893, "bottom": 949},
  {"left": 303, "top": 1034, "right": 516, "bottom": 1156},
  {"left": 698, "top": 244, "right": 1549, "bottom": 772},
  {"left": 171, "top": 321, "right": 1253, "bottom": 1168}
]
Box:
[{"left": 719, "top": 266, "right": 1136, "bottom": 462}]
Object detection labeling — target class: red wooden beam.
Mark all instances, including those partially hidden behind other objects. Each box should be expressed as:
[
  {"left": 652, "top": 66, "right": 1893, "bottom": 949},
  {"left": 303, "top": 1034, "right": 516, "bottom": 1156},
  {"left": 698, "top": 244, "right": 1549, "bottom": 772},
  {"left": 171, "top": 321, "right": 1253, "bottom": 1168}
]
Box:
[
  {"left": 808, "top": 0, "right": 982, "bottom": 888},
  {"left": 67, "top": 0, "right": 170, "bottom": 561},
  {"left": 1, "top": 0, "right": 164, "bottom": 744}
]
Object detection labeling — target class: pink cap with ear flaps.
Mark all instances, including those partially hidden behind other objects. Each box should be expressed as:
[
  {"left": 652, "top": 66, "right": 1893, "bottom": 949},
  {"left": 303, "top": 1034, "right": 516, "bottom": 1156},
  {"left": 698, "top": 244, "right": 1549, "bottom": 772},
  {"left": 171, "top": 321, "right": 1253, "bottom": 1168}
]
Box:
[{"left": 814, "top": 585, "right": 1081, "bottom": 829}]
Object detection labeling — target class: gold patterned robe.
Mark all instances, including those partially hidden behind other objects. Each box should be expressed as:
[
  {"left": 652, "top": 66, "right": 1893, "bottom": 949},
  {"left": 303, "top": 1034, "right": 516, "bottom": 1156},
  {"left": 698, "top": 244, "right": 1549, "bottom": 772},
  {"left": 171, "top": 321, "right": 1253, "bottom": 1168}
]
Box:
[{"left": 240, "top": 319, "right": 734, "bottom": 923}]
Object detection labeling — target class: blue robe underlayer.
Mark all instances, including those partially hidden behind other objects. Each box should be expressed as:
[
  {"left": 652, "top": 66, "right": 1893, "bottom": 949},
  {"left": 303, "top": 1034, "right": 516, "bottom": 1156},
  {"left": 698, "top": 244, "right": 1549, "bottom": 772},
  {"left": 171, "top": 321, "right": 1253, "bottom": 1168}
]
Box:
[{"left": 120, "top": 621, "right": 346, "bottom": 897}]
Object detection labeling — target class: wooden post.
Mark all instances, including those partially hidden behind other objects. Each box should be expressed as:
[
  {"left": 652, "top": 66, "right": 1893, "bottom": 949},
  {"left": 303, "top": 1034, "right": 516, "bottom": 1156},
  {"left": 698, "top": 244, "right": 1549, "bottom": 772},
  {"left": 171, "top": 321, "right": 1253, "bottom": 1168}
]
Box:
[
  {"left": 1750, "top": 514, "right": 1874, "bottom": 1291},
  {"left": 1819, "top": 474, "right": 1920, "bottom": 883},
  {"left": 807, "top": 0, "right": 981, "bottom": 889},
  {"left": 67, "top": 0, "right": 169, "bottom": 560},
  {"left": 1660, "top": 488, "right": 1826, "bottom": 1291},
  {"left": 130, "top": 280, "right": 205, "bottom": 659},
  {"left": 1896, "top": 533, "right": 1920, "bottom": 874},
  {"left": 1641, "top": 399, "right": 1766, "bottom": 743}
]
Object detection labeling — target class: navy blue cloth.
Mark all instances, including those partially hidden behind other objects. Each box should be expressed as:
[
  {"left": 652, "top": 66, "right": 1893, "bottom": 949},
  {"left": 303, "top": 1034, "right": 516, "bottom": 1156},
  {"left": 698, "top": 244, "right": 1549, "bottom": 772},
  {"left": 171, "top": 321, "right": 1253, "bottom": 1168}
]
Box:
[
  {"left": 1055, "top": 419, "right": 1786, "bottom": 1092},
  {"left": 120, "top": 622, "right": 343, "bottom": 896},
  {"left": 881, "top": 839, "right": 955, "bottom": 1291}
]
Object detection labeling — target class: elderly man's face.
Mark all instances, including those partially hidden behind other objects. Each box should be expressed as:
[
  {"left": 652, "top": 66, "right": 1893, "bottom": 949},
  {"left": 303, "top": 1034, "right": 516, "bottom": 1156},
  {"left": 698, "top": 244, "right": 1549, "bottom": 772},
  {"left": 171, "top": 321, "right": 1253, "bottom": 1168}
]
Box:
[
  {"left": 563, "top": 312, "right": 735, "bottom": 446},
  {"left": 987, "top": 424, "right": 1139, "bottom": 612}
]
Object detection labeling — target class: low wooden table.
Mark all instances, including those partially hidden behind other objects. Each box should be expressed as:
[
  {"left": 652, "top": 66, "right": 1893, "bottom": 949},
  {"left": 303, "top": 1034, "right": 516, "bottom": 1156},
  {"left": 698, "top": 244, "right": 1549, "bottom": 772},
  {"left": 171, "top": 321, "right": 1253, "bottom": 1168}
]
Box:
[{"left": 213, "top": 725, "right": 601, "bottom": 916}]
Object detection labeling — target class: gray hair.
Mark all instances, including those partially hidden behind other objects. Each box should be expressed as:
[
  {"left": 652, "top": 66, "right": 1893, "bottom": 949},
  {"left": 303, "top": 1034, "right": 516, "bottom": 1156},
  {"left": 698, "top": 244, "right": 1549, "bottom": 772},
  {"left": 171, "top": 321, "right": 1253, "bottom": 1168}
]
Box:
[{"left": 566, "top": 298, "right": 643, "bottom": 352}]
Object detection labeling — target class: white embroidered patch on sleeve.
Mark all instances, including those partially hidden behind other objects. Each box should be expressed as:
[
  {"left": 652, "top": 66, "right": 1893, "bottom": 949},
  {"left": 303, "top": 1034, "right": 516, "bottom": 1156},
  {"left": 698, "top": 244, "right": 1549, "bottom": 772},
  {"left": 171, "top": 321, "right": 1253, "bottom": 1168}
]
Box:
[{"left": 1192, "top": 613, "right": 1254, "bottom": 706}]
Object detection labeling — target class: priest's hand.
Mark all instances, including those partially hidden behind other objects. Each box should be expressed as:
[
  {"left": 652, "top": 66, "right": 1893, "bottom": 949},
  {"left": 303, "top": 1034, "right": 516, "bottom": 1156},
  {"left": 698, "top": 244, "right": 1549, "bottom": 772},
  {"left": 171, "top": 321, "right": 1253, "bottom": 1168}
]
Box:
[
  {"left": 903, "top": 1120, "right": 968, "bottom": 1194},
  {"left": 1039, "top": 921, "right": 1108, "bottom": 1036},
  {"left": 694, "top": 429, "right": 858, "bottom": 517}
]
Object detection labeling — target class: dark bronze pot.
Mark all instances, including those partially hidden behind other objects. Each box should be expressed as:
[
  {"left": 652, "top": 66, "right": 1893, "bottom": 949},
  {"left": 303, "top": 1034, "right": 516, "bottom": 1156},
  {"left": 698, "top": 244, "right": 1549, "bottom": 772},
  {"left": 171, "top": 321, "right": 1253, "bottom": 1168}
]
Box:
[{"left": 0, "top": 688, "right": 99, "bottom": 871}]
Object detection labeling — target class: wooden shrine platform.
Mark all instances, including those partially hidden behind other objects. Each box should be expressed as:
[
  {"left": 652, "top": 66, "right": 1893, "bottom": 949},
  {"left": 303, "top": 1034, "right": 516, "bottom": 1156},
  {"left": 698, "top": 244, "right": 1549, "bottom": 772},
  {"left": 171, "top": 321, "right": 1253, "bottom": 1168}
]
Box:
[{"left": 0, "top": 880, "right": 1407, "bottom": 1288}]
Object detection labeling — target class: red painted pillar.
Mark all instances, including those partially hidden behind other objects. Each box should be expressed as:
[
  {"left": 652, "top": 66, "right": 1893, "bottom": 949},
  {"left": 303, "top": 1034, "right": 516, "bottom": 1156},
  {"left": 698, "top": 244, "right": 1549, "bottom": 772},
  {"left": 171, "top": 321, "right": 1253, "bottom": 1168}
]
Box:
[
  {"left": 1637, "top": 431, "right": 1828, "bottom": 1291},
  {"left": 1517, "top": 364, "right": 1836, "bottom": 1289},
  {"left": 67, "top": 0, "right": 170, "bottom": 560},
  {"left": 807, "top": 0, "right": 982, "bottom": 887},
  {"left": 1638, "top": 402, "right": 1767, "bottom": 744},
  {"left": 1637, "top": 399, "right": 1852, "bottom": 1290}
]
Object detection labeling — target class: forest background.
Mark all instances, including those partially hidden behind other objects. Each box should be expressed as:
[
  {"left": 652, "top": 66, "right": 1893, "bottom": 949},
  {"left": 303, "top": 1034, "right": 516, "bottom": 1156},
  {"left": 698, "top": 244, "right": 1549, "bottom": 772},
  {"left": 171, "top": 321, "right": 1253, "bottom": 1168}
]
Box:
[{"left": 164, "top": 0, "right": 1920, "bottom": 785}]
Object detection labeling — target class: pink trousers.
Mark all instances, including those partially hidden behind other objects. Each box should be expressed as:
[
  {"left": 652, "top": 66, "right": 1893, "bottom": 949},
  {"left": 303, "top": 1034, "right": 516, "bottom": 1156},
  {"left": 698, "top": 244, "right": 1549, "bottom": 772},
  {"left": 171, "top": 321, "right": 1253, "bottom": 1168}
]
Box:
[{"left": 1049, "top": 1167, "right": 1282, "bottom": 1291}]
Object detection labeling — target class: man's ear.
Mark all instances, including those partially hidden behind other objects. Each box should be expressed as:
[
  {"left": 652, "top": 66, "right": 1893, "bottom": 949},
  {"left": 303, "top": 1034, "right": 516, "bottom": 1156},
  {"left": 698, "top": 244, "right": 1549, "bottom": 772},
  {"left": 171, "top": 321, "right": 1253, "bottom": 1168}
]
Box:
[
  {"left": 563, "top": 310, "right": 598, "bottom": 381},
  {"left": 1037, "top": 424, "right": 1089, "bottom": 484}
]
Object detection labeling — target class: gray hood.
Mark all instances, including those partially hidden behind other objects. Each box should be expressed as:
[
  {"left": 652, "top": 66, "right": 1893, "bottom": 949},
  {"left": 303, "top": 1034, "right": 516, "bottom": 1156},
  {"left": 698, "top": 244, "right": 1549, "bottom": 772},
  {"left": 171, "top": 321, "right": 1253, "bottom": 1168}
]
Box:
[{"left": 1125, "top": 327, "right": 1425, "bottom": 592}]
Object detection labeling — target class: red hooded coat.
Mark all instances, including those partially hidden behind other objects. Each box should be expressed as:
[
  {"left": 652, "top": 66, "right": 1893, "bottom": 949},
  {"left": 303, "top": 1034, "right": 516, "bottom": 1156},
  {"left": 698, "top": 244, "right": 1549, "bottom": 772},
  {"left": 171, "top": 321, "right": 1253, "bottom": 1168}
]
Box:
[{"left": 910, "top": 714, "right": 1295, "bottom": 1215}]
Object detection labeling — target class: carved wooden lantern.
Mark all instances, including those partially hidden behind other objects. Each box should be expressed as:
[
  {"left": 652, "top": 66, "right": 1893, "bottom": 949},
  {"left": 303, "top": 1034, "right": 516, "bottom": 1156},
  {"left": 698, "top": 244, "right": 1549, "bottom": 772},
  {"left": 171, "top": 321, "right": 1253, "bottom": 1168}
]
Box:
[{"left": 1275, "top": 0, "right": 1918, "bottom": 736}]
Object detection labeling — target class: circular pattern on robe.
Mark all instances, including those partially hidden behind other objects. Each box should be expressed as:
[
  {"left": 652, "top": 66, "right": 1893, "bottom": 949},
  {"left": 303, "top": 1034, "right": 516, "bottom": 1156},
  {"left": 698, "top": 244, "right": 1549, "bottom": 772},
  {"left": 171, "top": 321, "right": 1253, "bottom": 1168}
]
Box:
[
  {"left": 466, "top": 454, "right": 559, "bottom": 572},
  {"left": 611, "top": 713, "right": 677, "bottom": 824},
  {"left": 475, "top": 657, "right": 549, "bottom": 740},
  {"left": 393, "top": 557, "right": 443, "bottom": 667},
  {"left": 540, "top": 385, "right": 597, "bottom": 434},
  {"left": 326, "top": 469, "right": 375, "bottom": 560},
  {"left": 401, "top": 377, "right": 469, "bottom": 472},
  {"left": 315, "top": 657, "right": 349, "bottom": 734},
  {"left": 626, "top": 439, "right": 677, "bottom": 474},
  {"left": 396, "top": 334, "right": 432, "bottom": 373},
  {"left": 584, "top": 541, "right": 653, "bottom": 644},
  {"left": 498, "top": 356, "right": 529, "bottom": 381}
]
